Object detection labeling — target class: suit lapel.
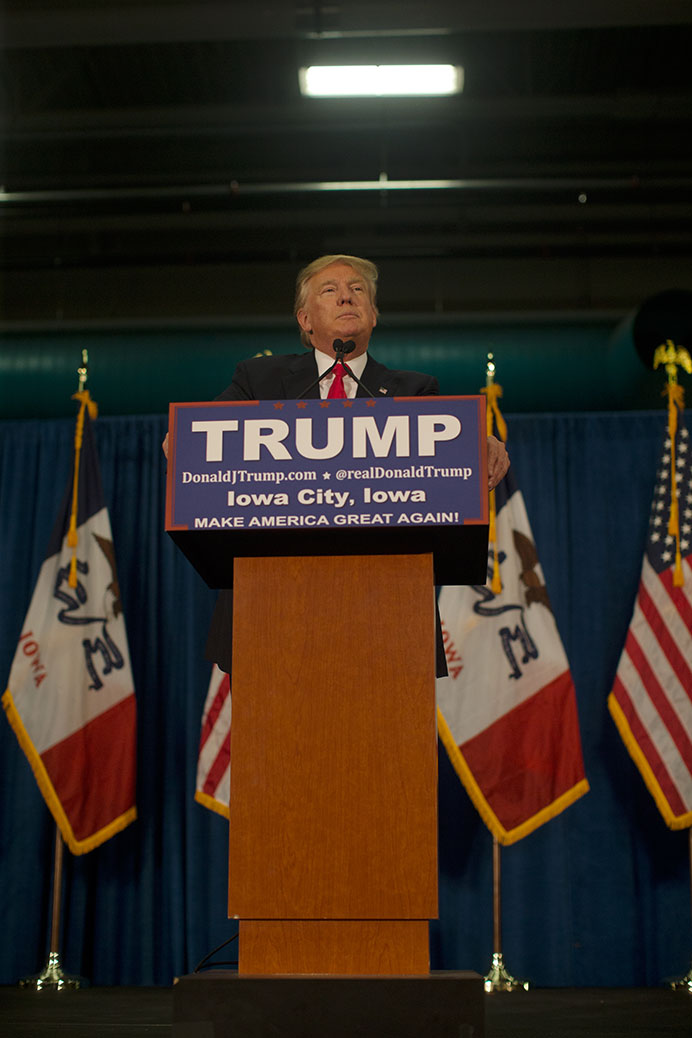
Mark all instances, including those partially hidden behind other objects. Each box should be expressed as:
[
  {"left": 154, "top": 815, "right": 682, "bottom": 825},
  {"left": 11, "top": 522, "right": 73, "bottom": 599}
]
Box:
[
  {"left": 282, "top": 353, "right": 321, "bottom": 399},
  {"left": 358, "top": 356, "right": 395, "bottom": 398},
  {"left": 278, "top": 352, "right": 395, "bottom": 400}
]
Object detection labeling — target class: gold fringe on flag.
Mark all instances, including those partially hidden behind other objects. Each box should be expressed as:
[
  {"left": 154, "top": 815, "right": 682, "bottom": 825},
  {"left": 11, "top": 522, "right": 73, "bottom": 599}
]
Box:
[
  {"left": 482, "top": 356, "right": 507, "bottom": 594},
  {"left": 67, "top": 386, "right": 98, "bottom": 589},
  {"left": 654, "top": 340, "right": 691, "bottom": 589}
]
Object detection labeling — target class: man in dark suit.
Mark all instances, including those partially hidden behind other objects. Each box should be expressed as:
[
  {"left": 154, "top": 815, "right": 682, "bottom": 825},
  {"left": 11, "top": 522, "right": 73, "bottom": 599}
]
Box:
[
  {"left": 201, "top": 253, "right": 510, "bottom": 673},
  {"left": 216, "top": 253, "right": 440, "bottom": 403}
]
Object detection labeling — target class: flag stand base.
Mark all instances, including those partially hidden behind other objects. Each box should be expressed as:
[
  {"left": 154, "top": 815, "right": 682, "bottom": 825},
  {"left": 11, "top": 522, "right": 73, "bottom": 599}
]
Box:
[
  {"left": 483, "top": 952, "right": 529, "bottom": 993},
  {"left": 484, "top": 841, "right": 529, "bottom": 993},
  {"left": 670, "top": 963, "right": 692, "bottom": 994},
  {"left": 19, "top": 829, "right": 85, "bottom": 992},
  {"left": 19, "top": 952, "right": 83, "bottom": 992}
]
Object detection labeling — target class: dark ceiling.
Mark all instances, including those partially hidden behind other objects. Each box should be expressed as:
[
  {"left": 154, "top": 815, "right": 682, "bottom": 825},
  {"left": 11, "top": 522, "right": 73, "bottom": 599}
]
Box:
[{"left": 1, "top": 1, "right": 692, "bottom": 325}]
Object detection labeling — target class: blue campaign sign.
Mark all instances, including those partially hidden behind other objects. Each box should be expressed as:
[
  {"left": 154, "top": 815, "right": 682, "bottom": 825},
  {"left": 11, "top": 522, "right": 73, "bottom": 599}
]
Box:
[{"left": 165, "top": 396, "right": 487, "bottom": 534}]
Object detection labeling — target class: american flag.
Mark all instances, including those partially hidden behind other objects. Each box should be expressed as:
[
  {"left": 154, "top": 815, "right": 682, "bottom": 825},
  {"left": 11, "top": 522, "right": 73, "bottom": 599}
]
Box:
[
  {"left": 195, "top": 664, "right": 231, "bottom": 818},
  {"left": 609, "top": 418, "right": 692, "bottom": 828}
]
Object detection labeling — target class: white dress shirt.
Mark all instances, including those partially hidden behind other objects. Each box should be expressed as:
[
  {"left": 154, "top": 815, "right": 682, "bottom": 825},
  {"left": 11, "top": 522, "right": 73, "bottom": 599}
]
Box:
[{"left": 314, "top": 349, "right": 368, "bottom": 399}]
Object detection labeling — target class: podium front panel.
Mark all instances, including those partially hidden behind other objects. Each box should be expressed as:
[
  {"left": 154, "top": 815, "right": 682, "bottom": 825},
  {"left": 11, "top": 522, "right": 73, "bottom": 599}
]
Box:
[{"left": 228, "top": 553, "right": 438, "bottom": 921}]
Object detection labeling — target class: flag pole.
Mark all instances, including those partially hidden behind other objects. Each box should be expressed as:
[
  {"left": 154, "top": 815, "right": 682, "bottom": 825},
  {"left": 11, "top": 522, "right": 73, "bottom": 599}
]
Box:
[
  {"left": 670, "top": 828, "right": 692, "bottom": 993},
  {"left": 482, "top": 830, "right": 529, "bottom": 993},
  {"left": 18, "top": 353, "right": 91, "bottom": 993},
  {"left": 19, "top": 827, "right": 81, "bottom": 990},
  {"left": 481, "top": 354, "right": 528, "bottom": 994}
]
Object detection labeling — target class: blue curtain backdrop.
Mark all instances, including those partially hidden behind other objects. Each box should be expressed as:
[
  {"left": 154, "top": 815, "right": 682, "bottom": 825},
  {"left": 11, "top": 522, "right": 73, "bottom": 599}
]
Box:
[{"left": 1, "top": 409, "right": 690, "bottom": 987}]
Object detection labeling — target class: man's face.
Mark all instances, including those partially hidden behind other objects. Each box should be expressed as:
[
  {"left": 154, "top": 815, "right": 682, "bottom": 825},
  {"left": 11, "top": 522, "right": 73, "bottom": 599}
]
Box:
[{"left": 296, "top": 262, "right": 377, "bottom": 358}]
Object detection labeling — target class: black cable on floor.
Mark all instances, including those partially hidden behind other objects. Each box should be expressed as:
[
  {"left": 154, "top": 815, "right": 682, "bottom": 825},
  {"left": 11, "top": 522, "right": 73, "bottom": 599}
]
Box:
[{"left": 193, "top": 931, "right": 239, "bottom": 973}]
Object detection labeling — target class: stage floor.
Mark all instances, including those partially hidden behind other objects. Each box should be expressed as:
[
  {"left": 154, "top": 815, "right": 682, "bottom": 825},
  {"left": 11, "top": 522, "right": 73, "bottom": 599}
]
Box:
[{"left": 0, "top": 983, "right": 690, "bottom": 1036}]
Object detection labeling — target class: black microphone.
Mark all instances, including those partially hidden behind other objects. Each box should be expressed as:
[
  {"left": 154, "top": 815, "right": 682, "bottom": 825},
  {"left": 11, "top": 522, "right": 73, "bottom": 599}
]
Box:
[
  {"left": 332, "top": 339, "right": 356, "bottom": 360},
  {"left": 332, "top": 339, "right": 374, "bottom": 398},
  {"left": 297, "top": 339, "right": 374, "bottom": 399}
]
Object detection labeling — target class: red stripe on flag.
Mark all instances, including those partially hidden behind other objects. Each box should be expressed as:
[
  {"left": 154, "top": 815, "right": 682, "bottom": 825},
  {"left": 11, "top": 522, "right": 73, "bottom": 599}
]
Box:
[
  {"left": 660, "top": 560, "right": 692, "bottom": 634},
  {"left": 639, "top": 579, "right": 692, "bottom": 701},
  {"left": 611, "top": 673, "right": 687, "bottom": 817},
  {"left": 624, "top": 626, "right": 692, "bottom": 767},
  {"left": 458, "top": 671, "right": 584, "bottom": 832},
  {"left": 202, "top": 725, "right": 231, "bottom": 796},
  {"left": 40, "top": 695, "right": 136, "bottom": 843},
  {"left": 199, "top": 672, "right": 230, "bottom": 751}
]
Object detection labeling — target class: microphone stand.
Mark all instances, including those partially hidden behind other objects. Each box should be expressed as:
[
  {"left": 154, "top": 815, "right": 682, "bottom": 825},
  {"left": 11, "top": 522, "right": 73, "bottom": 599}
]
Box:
[
  {"left": 298, "top": 340, "right": 375, "bottom": 399},
  {"left": 340, "top": 355, "right": 375, "bottom": 399}
]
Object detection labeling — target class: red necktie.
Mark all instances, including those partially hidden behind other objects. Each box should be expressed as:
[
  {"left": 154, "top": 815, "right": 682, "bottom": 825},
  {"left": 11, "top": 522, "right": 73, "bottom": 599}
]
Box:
[{"left": 327, "top": 361, "right": 347, "bottom": 399}]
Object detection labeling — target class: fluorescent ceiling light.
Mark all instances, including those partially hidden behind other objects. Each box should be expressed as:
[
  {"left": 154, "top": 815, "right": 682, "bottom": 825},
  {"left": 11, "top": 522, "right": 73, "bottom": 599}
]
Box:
[{"left": 299, "top": 64, "right": 463, "bottom": 98}]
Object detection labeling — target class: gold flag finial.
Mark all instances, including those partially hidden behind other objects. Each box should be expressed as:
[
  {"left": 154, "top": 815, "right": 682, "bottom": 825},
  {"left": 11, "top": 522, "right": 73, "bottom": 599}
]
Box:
[
  {"left": 486, "top": 351, "right": 496, "bottom": 387},
  {"left": 76, "top": 348, "right": 89, "bottom": 392},
  {"left": 653, "top": 339, "right": 692, "bottom": 384}
]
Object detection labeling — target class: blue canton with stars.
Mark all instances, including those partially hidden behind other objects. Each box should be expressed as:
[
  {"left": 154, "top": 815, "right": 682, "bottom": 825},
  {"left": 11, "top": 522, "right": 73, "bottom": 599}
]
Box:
[{"left": 647, "top": 423, "right": 692, "bottom": 574}]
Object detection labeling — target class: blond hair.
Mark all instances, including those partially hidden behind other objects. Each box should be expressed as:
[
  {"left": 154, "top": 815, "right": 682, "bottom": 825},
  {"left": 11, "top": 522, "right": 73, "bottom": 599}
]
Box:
[{"left": 295, "top": 254, "right": 379, "bottom": 348}]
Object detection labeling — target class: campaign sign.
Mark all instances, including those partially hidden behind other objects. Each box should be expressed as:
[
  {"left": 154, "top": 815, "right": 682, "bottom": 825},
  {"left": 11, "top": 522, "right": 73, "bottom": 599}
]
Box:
[{"left": 166, "top": 396, "right": 488, "bottom": 535}]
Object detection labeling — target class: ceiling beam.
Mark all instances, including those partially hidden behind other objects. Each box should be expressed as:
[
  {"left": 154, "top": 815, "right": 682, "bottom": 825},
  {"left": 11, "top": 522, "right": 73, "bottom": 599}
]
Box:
[{"left": 4, "top": 1, "right": 692, "bottom": 49}]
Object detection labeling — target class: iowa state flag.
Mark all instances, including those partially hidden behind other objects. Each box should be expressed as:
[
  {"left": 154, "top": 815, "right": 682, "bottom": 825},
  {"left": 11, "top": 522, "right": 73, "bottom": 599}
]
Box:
[
  {"left": 436, "top": 466, "right": 589, "bottom": 845},
  {"left": 195, "top": 664, "right": 231, "bottom": 818},
  {"left": 609, "top": 414, "right": 692, "bottom": 828},
  {"left": 2, "top": 397, "right": 137, "bottom": 854}
]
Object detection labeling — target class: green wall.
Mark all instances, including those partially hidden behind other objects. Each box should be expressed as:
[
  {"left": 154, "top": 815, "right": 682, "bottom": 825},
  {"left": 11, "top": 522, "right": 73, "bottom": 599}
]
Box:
[{"left": 0, "top": 316, "right": 665, "bottom": 419}]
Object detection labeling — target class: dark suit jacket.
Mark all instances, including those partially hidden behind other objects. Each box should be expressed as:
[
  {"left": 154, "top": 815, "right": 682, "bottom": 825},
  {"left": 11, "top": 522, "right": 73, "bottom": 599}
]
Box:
[
  {"left": 205, "top": 350, "right": 447, "bottom": 675},
  {"left": 216, "top": 350, "right": 440, "bottom": 403}
]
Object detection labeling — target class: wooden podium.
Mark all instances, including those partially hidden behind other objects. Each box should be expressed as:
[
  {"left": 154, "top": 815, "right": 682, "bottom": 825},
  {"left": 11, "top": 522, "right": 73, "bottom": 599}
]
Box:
[
  {"left": 168, "top": 396, "right": 488, "bottom": 1035},
  {"left": 229, "top": 552, "right": 439, "bottom": 975}
]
